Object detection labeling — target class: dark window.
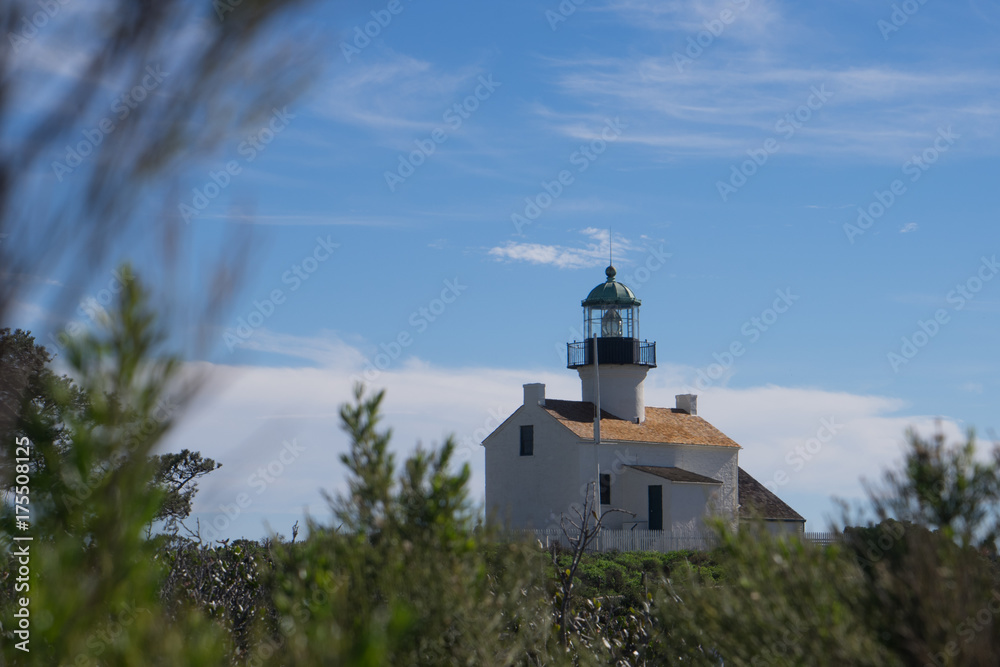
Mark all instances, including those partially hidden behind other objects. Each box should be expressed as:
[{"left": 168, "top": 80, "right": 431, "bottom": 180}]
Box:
[
  {"left": 648, "top": 485, "right": 663, "bottom": 531},
  {"left": 519, "top": 425, "right": 534, "bottom": 456},
  {"left": 599, "top": 474, "right": 611, "bottom": 505}
]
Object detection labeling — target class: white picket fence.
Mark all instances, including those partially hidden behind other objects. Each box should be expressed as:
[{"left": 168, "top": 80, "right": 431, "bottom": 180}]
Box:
[
  {"left": 803, "top": 531, "right": 841, "bottom": 546},
  {"left": 510, "top": 528, "right": 716, "bottom": 553},
  {"left": 508, "top": 528, "right": 841, "bottom": 553}
]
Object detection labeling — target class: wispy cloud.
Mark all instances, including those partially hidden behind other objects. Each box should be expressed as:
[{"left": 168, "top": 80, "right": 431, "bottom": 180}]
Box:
[
  {"left": 538, "top": 0, "right": 1000, "bottom": 165},
  {"left": 230, "top": 329, "right": 367, "bottom": 367},
  {"left": 203, "top": 212, "right": 406, "bottom": 227},
  {"left": 311, "top": 54, "right": 482, "bottom": 138},
  {"left": 601, "top": 0, "right": 784, "bottom": 40},
  {"left": 899, "top": 222, "right": 919, "bottom": 233},
  {"left": 488, "top": 228, "right": 637, "bottom": 269}
]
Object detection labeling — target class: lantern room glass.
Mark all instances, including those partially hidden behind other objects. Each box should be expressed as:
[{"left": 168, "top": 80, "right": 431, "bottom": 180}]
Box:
[{"left": 585, "top": 305, "right": 638, "bottom": 339}]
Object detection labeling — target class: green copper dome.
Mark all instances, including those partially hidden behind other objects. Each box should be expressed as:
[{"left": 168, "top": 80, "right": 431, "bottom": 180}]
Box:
[{"left": 582, "top": 265, "right": 641, "bottom": 307}]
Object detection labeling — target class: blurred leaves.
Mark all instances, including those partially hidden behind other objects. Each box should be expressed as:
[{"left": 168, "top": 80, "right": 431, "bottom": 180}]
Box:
[
  {"left": 1, "top": 268, "right": 228, "bottom": 665},
  {"left": 0, "top": 0, "right": 324, "bottom": 349}
]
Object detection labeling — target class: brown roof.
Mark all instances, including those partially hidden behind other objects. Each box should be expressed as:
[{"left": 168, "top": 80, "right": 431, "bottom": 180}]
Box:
[
  {"left": 541, "top": 399, "right": 741, "bottom": 448},
  {"left": 628, "top": 465, "right": 722, "bottom": 484},
  {"left": 738, "top": 467, "right": 805, "bottom": 522}
]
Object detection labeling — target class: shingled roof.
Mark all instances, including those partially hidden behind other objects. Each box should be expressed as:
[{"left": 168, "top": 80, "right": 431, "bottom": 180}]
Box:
[
  {"left": 738, "top": 467, "right": 805, "bottom": 522},
  {"left": 627, "top": 465, "right": 722, "bottom": 484},
  {"left": 541, "top": 399, "right": 741, "bottom": 448}
]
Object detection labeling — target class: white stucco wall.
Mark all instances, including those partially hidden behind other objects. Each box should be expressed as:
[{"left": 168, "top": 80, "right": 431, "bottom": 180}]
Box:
[
  {"left": 484, "top": 403, "right": 583, "bottom": 530},
  {"left": 593, "top": 441, "right": 738, "bottom": 529},
  {"left": 608, "top": 468, "right": 721, "bottom": 533}
]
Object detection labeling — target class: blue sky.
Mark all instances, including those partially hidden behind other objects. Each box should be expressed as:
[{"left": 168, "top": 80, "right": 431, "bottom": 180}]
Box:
[{"left": 11, "top": 0, "right": 1000, "bottom": 539}]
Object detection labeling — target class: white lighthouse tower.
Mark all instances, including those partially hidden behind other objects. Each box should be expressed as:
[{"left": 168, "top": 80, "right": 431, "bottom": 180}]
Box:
[{"left": 567, "top": 265, "right": 656, "bottom": 424}]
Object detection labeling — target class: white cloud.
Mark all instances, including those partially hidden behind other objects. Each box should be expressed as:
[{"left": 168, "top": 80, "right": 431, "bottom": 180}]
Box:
[
  {"left": 166, "top": 330, "right": 963, "bottom": 540},
  {"left": 899, "top": 222, "right": 919, "bottom": 233},
  {"left": 488, "top": 228, "right": 639, "bottom": 269},
  {"left": 489, "top": 241, "right": 605, "bottom": 269}
]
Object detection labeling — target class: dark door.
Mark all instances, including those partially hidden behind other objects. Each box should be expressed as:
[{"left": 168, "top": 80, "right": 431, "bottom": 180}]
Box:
[{"left": 648, "top": 485, "right": 663, "bottom": 531}]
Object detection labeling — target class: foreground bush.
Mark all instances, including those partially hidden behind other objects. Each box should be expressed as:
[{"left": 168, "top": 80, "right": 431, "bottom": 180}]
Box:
[
  {"left": 263, "top": 385, "right": 558, "bottom": 666},
  {"left": 4, "top": 268, "right": 1000, "bottom": 666}
]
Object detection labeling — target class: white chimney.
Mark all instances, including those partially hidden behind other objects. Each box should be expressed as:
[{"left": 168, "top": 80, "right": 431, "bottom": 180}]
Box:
[
  {"left": 676, "top": 394, "right": 697, "bottom": 415},
  {"left": 523, "top": 383, "right": 545, "bottom": 406}
]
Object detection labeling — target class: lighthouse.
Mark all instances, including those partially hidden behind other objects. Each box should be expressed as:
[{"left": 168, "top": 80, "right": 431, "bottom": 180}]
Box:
[
  {"left": 482, "top": 262, "right": 804, "bottom": 538},
  {"left": 567, "top": 265, "right": 656, "bottom": 424}
]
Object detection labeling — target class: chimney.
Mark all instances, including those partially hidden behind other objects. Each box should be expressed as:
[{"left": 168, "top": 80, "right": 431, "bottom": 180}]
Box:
[
  {"left": 524, "top": 383, "right": 545, "bottom": 406},
  {"left": 675, "top": 394, "right": 697, "bottom": 415}
]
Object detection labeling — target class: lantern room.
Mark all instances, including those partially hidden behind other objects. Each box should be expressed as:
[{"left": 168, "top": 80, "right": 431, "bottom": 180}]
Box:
[
  {"left": 567, "top": 265, "right": 656, "bottom": 369},
  {"left": 582, "top": 265, "right": 640, "bottom": 339}
]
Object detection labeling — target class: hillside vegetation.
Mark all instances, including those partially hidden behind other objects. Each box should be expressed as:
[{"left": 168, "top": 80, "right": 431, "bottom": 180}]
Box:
[{"left": 3, "top": 273, "right": 1000, "bottom": 666}]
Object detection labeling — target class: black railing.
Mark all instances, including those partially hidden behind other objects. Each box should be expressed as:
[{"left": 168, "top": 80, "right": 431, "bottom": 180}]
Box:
[{"left": 567, "top": 338, "right": 656, "bottom": 368}]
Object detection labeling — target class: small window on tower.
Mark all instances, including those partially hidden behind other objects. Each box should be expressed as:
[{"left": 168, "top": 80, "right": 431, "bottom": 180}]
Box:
[
  {"left": 600, "top": 473, "right": 611, "bottom": 504},
  {"left": 520, "top": 425, "right": 534, "bottom": 456}
]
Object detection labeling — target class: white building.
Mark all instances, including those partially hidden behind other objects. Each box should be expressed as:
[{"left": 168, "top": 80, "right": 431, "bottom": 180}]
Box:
[{"left": 483, "top": 265, "right": 804, "bottom": 536}]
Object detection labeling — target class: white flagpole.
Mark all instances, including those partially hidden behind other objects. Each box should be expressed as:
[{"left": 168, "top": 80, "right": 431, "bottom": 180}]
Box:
[{"left": 593, "top": 334, "right": 600, "bottom": 444}]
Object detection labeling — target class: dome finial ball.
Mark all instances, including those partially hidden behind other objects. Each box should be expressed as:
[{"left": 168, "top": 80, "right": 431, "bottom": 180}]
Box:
[{"left": 605, "top": 265, "right": 616, "bottom": 281}]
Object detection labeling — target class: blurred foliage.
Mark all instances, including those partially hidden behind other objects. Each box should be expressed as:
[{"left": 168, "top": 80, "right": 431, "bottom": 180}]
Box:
[
  {"left": 1, "top": 269, "right": 228, "bottom": 665},
  {"left": 868, "top": 428, "right": 1000, "bottom": 548},
  {"left": 4, "top": 270, "right": 1000, "bottom": 665},
  {"left": 0, "top": 0, "right": 325, "bottom": 331},
  {"left": 652, "top": 525, "right": 901, "bottom": 666},
  {"left": 266, "top": 384, "right": 558, "bottom": 666}
]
